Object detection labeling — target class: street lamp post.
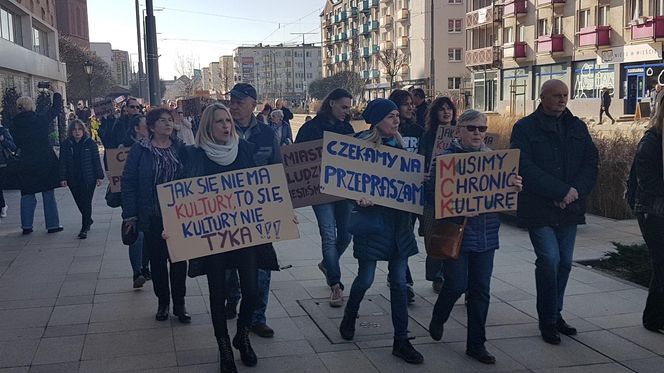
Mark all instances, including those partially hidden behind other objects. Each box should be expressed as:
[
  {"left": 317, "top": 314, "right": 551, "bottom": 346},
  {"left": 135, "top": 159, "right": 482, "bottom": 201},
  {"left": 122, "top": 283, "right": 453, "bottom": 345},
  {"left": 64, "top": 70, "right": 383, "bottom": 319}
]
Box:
[{"left": 83, "top": 60, "right": 93, "bottom": 107}]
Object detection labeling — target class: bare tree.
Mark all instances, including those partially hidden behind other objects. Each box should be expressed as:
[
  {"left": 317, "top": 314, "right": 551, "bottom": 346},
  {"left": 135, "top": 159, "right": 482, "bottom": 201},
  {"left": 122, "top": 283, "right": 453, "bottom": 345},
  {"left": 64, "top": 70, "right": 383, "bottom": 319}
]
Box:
[
  {"left": 376, "top": 48, "right": 409, "bottom": 89},
  {"left": 219, "top": 57, "right": 234, "bottom": 95},
  {"left": 174, "top": 53, "right": 200, "bottom": 97}
]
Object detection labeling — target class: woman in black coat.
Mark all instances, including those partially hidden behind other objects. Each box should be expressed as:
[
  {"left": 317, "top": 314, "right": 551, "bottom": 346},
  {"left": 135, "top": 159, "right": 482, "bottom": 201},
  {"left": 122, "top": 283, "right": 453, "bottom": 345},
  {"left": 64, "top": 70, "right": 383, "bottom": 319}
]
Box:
[
  {"left": 59, "top": 119, "right": 104, "bottom": 239},
  {"left": 177, "top": 103, "right": 279, "bottom": 373},
  {"left": 11, "top": 96, "right": 62, "bottom": 234}
]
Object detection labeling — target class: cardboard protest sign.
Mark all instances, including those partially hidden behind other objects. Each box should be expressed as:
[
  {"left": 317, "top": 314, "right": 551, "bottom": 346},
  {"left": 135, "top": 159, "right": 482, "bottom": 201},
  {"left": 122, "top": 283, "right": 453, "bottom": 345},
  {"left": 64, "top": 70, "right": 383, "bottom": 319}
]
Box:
[
  {"left": 434, "top": 125, "right": 502, "bottom": 156},
  {"left": 105, "top": 148, "right": 130, "bottom": 193},
  {"left": 281, "top": 140, "right": 343, "bottom": 208},
  {"left": 157, "top": 164, "right": 300, "bottom": 263},
  {"left": 320, "top": 132, "right": 426, "bottom": 215},
  {"left": 435, "top": 149, "right": 520, "bottom": 219}
]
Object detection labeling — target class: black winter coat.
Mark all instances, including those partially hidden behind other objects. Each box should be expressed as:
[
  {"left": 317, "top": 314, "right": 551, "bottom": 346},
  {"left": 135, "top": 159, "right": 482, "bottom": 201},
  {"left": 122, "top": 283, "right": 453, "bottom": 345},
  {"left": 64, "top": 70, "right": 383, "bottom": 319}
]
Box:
[
  {"left": 11, "top": 111, "right": 61, "bottom": 195},
  {"left": 634, "top": 128, "right": 664, "bottom": 216},
  {"left": 294, "top": 113, "right": 354, "bottom": 143},
  {"left": 510, "top": 106, "right": 599, "bottom": 227},
  {"left": 179, "top": 141, "right": 280, "bottom": 271},
  {"left": 59, "top": 136, "right": 104, "bottom": 186}
]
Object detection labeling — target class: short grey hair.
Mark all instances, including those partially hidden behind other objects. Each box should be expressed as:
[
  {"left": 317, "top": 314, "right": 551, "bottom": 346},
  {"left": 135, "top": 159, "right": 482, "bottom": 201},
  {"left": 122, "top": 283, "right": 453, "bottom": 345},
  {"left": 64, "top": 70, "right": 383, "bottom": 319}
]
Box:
[
  {"left": 457, "top": 109, "right": 486, "bottom": 126},
  {"left": 16, "top": 96, "right": 35, "bottom": 112},
  {"left": 270, "top": 109, "right": 284, "bottom": 120}
]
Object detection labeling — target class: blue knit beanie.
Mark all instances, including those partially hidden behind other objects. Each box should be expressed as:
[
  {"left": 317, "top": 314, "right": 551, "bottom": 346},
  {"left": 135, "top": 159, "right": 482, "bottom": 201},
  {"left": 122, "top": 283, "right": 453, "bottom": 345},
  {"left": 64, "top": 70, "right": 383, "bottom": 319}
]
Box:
[{"left": 362, "top": 99, "right": 398, "bottom": 127}]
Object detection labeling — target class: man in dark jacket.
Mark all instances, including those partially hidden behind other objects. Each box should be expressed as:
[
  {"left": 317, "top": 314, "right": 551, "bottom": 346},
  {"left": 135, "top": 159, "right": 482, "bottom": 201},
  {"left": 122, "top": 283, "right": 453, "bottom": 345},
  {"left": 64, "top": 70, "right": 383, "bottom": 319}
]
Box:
[
  {"left": 275, "top": 99, "right": 294, "bottom": 125},
  {"left": 411, "top": 88, "right": 428, "bottom": 129},
  {"left": 510, "top": 80, "right": 598, "bottom": 345},
  {"left": 228, "top": 83, "right": 281, "bottom": 338},
  {"left": 102, "top": 98, "right": 141, "bottom": 149},
  {"left": 599, "top": 87, "right": 615, "bottom": 124}
]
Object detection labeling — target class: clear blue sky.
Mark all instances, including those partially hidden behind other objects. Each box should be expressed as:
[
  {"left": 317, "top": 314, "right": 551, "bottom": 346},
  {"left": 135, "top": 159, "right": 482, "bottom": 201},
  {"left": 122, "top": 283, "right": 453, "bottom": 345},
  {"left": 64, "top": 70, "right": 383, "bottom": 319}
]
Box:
[{"left": 88, "top": 0, "right": 323, "bottom": 79}]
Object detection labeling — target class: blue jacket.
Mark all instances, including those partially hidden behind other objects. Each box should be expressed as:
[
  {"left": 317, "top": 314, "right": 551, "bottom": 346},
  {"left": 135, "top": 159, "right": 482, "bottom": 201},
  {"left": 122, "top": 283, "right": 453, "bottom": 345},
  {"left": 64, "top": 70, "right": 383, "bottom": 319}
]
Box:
[
  {"left": 235, "top": 116, "right": 281, "bottom": 166},
  {"left": 426, "top": 140, "right": 501, "bottom": 253},
  {"left": 121, "top": 138, "right": 184, "bottom": 232},
  {"left": 350, "top": 131, "right": 419, "bottom": 261}
]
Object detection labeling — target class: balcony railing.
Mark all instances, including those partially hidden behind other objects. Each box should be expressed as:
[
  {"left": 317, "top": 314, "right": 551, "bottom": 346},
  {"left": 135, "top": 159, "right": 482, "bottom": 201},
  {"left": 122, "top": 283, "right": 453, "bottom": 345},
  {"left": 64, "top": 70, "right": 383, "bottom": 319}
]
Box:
[
  {"left": 324, "top": 57, "right": 333, "bottom": 65},
  {"left": 397, "top": 36, "right": 409, "bottom": 49},
  {"left": 502, "top": 41, "right": 527, "bottom": 59},
  {"left": 465, "top": 46, "right": 501, "bottom": 67},
  {"left": 578, "top": 26, "right": 611, "bottom": 47},
  {"left": 381, "top": 15, "right": 393, "bottom": 28},
  {"left": 536, "top": 0, "right": 566, "bottom": 7},
  {"left": 503, "top": 0, "right": 527, "bottom": 17},
  {"left": 397, "top": 9, "right": 409, "bottom": 22},
  {"left": 466, "top": 5, "right": 503, "bottom": 28},
  {"left": 381, "top": 40, "right": 394, "bottom": 50},
  {"left": 361, "top": 47, "right": 371, "bottom": 58},
  {"left": 371, "top": 20, "right": 380, "bottom": 30},
  {"left": 372, "top": 44, "right": 380, "bottom": 54},
  {"left": 370, "top": 69, "right": 380, "bottom": 78},
  {"left": 631, "top": 16, "right": 664, "bottom": 40},
  {"left": 536, "top": 34, "right": 564, "bottom": 53}
]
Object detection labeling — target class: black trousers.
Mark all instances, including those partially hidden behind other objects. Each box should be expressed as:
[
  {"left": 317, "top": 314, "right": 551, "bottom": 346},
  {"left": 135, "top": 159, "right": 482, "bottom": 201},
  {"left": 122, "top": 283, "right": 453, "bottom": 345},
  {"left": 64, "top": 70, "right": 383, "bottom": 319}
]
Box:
[
  {"left": 637, "top": 213, "right": 664, "bottom": 329},
  {"left": 143, "top": 222, "right": 187, "bottom": 307},
  {"left": 600, "top": 106, "right": 614, "bottom": 122},
  {"left": 0, "top": 168, "right": 6, "bottom": 208},
  {"left": 206, "top": 249, "right": 258, "bottom": 338},
  {"left": 69, "top": 182, "right": 95, "bottom": 228}
]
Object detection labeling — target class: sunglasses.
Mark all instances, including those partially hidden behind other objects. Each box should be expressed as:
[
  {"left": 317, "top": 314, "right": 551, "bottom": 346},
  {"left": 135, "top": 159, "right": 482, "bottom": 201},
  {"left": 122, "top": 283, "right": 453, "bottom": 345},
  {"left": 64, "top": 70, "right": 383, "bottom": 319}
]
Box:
[
  {"left": 460, "top": 125, "right": 488, "bottom": 133},
  {"left": 128, "top": 105, "right": 140, "bottom": 109}
]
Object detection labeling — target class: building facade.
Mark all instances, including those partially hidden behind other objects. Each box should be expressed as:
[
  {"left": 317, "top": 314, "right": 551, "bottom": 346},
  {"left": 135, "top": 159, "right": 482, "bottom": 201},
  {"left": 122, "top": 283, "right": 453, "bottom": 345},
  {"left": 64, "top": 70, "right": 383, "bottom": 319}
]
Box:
[
  {"left": 233, "top": 43, "right": 322, "bottom": 104},
  {"left": 469, "top": 0, "right": 664, "bottom": 118},
  {"left": 320, "top": 0, "right": 468, "bottom": 101},
  {"left": 54, "top": 0, "right": 88, "bottom": 49},
  {"left": 0, "top": 0, "right": 67, "bottom": 99},
  {"left": 219, "top": 55, "right": 234, "bottom": 95},
  {"left": 208, "top": 61, "right": 221, "bottom": 94},
  {"left": 112, "top": 49, "right": 129, "bottom": 88}
]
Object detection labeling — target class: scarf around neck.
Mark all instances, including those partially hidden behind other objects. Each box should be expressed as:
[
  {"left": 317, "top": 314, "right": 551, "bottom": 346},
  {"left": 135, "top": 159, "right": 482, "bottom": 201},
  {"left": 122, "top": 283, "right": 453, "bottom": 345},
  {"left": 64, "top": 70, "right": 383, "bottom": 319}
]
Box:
[{"left": 199, "top": 137, "right": 239, "bottom": 166}]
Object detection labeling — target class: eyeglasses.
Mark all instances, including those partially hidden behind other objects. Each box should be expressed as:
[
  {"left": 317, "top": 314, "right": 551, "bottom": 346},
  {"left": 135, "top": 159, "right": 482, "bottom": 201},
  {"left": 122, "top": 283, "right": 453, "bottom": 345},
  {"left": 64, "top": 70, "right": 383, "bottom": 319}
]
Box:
[
  {"left": 128, "top": 105, "right": 140, "bottom": 109},
  {"left": 460, "top": 125, "right": 488, "bottom": 133}
]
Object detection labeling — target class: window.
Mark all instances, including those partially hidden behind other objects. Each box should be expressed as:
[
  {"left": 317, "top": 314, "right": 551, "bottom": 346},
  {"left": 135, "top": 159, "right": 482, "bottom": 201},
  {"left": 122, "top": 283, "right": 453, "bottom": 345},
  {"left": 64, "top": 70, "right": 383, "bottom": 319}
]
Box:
[
  {"left": 502, "top": 68, "right": 528, "bottom": 101},
  {"left": 658, "top": 0, "right": 664, "bottom": 16},
  {"left": 535, "top": 63, "right": 568, "bottom": 97},
  {"left": 504, "top": 27, "right": 514, "bottom": 44},
  {"left": 598, "top": 6, "right": 610, "bottom": 26},
  {"left": 578, "top": 9, "right": 590, "bottom": 30},
  {"left": 448, "top": 48, "right": 462, "bottom": 61},
  {"left": 629, "top": 0, "right": 643, "bottom": 20},
  {"left": 572, "top": 60, "right": 614, "bottom": 99},
  {"left": 552, "top": 16, "right": 563, "bottom": 35},
  {"left": 448, "top": 0, "right": 462, "bottom": 3},
  {"left": 0, "top": 7, "right": 21, "bottom": 44},
  {"left": 448, "top": 19, "right": 462, "bottom": 33},
  {"left": 448, "top": 77, "right": 461, "bottom": 90},
  {"left": 537, "top": 18, "right": 549, "bottom": 36},
  {"left": 32, "top": 27, "right": 48, "bottom": 56},
  {"left": 517, "top": 25, "right": 525, "bottom": 41}
]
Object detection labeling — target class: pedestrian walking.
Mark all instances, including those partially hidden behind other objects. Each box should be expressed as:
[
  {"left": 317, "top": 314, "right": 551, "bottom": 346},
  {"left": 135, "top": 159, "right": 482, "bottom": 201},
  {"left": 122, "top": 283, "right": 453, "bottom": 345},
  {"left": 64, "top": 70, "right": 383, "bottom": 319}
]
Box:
[
  {"left": 427, "top": 110, "right": 523, "bottom": 365},
  {"left": 296, "top": 88, "right": 355, "bottom": 307},
  {"left": 121, "top": 108, "right": 190, "bottom": 323},
  {"left": 228, "top": 83, "right": 281, "bottom": 337},
  {"left": 102, "top": 98, "right": 141, "bottom": 149},
  {"left": 0, "top": 119, "right": 17, "bottom": 218},
  {"left": 269, "top": 109, "right": 293, "bottom": 145},
  {"left": 338, "top": 98, "right": 423, "bottom": 364},
  {"left": 59, "top": 119, "right": 104, "bottom": 239},
  {"left": 600, "top": 87, "right": 615, "bottom": 124},
  {"left": 510, "top": 80, "right": 599, "bottom": 344},
  {"left": 12, "top": 96, "right": 63, "bottom": 235},
  {"left": 631, "top": 92, "right": 664, "bottom": 333},
  {"left": 274, "top": 99, "right": 294, "bottom": 125},
  {"left": 179, "top": 103, "right": 280, "bottom": 373},
  {"left": 418, "top": 96, "right": 457, "bottom": 293}
]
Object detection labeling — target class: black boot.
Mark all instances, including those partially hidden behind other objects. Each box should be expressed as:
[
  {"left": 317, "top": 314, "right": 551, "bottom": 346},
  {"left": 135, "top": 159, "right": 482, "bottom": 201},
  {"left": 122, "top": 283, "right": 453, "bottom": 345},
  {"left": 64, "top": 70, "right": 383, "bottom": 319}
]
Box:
[
  {"left": 217, "top": 335, "right": 238, "bottom": 373},
  {"left": 339, "top": 313, "right": 356, "bottom": 340},
  {"left": 173, "top": 304, "right": 191, "bottom": 324},
  {"left": 392, "top": 338, "right": 424, "bottom": 364},
  {"left": 233, "top": 326, "right": 257, "bottom": 367},
  {"left": 155, "top": 304, "right": 169, "bottom": 321},
  {"left": 428, "top": 315, "right": 444, "bottom": 341}
]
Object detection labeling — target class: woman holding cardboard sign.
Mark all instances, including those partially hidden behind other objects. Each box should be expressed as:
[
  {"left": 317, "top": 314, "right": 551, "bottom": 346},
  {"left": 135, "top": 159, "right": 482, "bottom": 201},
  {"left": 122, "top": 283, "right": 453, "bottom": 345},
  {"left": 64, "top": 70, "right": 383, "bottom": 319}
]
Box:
[
  {"left": 178, "top": 103, "right": 279, "bottom": 373},
  {"left": 426, "top": 110, "right": 522, "bottom": 365},
  {"left": 338, "top": 98, "right": 423, "bottom": 365}
]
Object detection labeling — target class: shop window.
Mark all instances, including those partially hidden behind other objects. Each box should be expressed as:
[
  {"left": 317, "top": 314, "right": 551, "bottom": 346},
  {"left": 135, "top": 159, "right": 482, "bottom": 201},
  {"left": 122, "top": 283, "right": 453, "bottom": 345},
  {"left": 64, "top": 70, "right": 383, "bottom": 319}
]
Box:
[
  {"left": 502, "top": 68, "right": 529, "bottom": 101},
  {"left": 535, "top": 63, "right": 568, "bottom": 98},
  {"left": 573, "top": 60, "right": 614, "bottom": 99}
]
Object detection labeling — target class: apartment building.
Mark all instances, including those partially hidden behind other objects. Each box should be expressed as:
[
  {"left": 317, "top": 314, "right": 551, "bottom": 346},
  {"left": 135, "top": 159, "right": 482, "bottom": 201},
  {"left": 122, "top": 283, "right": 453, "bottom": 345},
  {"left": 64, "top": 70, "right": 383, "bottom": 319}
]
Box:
[
  {"left": 233, "top": 44, "right": 322, "bottom": 105},
  {"left": 0, "top": 0, "right": 67, "bottom": 98},
  {"left": 321, "top": 0, "right": 468, "bottom": 100},
  {"left": 468, "top": 0, "right": 664, "bottom": 118}
]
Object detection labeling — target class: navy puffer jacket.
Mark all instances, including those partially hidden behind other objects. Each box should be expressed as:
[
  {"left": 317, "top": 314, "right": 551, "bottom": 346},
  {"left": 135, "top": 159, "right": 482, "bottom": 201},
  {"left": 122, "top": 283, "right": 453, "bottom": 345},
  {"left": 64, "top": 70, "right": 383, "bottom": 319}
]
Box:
[{"left": 351, "top": 131, "right": 419, "bottom": 261}]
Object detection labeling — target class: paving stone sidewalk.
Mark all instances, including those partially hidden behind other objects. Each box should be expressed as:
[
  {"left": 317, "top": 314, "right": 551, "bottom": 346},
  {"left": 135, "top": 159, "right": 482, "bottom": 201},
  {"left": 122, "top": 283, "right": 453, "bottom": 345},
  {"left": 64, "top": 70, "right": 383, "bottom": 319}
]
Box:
[{"left": 0, "top": 185, "right": 661, "bottom": 373}]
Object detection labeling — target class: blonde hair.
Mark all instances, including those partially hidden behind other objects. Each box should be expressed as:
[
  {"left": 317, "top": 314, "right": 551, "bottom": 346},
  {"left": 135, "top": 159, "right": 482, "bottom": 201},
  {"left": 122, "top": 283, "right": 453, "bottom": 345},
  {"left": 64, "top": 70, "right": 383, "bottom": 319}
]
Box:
[
  {"left": 650, "top": 91, "right": 664, "bottom": 133},
  {"left": 16, "top": 96, "right": 35, "bottom": 112},
  {"left": 196, "top": 103, "right": 239, "bottom": 146},
  {"left": 363, "top": 123, "right": 405, "bottom": 147},
  {"left": 67, "top": 119, "right": 90, "bottom": 137}
]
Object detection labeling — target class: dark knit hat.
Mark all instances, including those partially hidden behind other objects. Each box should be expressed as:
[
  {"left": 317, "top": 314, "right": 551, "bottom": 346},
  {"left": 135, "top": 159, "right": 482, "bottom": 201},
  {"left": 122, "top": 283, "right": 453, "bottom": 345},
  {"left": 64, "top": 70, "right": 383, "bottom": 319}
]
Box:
[{"left": 362, "top": 98, "right": 398, "bottom": 127}]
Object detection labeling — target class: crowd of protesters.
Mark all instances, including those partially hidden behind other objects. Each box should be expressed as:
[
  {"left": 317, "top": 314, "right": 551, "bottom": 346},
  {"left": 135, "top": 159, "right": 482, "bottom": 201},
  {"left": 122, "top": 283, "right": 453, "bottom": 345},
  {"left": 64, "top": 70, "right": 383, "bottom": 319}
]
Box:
[{"left": 0, "top": 80, "right": 661, "bottom": 372}]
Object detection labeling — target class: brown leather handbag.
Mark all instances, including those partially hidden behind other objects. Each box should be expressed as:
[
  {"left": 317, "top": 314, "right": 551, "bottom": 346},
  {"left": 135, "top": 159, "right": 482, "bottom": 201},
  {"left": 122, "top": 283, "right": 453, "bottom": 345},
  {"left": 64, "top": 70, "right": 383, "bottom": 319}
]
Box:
[{"left": 425, "top": 218, "right": 467, "bottom": 260}]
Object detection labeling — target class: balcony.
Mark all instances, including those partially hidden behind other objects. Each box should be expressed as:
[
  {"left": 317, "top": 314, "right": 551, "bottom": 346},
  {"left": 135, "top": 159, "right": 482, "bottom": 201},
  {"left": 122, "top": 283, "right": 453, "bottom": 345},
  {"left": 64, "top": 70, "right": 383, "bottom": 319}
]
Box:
[
  {"left": 361, "top": 23, "right": 371, "bottom": 34},
  {"left": 351, "top": 7, "right": 358, "bottom": 17},
  {"left": 372, "top": 44, "right": 380, "bottom": 54},
  {"left": 503, "top": 0, "right": 527, "bottom": 17},
  {"left": 536, "top": 0, "right": 566, "bottom": 7},
  {"left": 339, "top": 53, "right": 348, "bottom": 62},
  {"left": 381, "top": 15, "right": 393, "bottom": 28},
  {"left": 577, "top": 26, "right": 611, "bottom": 48},
  {"left": 401, "top": 64, "right": 410, "bottom": 76},
  {"left": 397, "top": 36, "right": 409, "bottom": 49},
  {"left": 324, "top": 57, "right": 333, "bottom": 65},
  {"left": 322, "top": 17, "right": 331, "bottom": 28},
  {"left": 334, "top": 11, "right": 347, "bottom": 23},
  {"left": 398, "top": 9, "right": 410, "bottom": 22},
  {"left": 323, "top": 33, "right": 331, "bottom": 43},
  {"left": 503, "top": 41, "right": 527, "bottom": 59},
  {"left": 370, "top": 69, "right": 380, "bottom": 78},
  {"left": 350, "top": 28, "right": 359, "bottom": 37},
  {"left": 465, "top": 46, "right": 501, "bottom": 67},
  {"left": 631, "top": 16, "right": 664, "bottom": 40},
  {"left": 381, "top": 40, "right": 394, "bottom": 50},
  {"left": 466, "top": 5, "right": 503, "bottom": 28},
  {"left": 361, "top": 47, "right": 371, "bottom": 58},
  {"left": 371, "top": 20, "right": 380, "bottom": 30},
  {"left": 361, "top": 0, "right": 379, "bottom": 12},
  {"left": 536, "top": 34, "right": 565, "bottom": 53},
  {"left": 381, "top": 0, "right": 392, "bottom": 4}
]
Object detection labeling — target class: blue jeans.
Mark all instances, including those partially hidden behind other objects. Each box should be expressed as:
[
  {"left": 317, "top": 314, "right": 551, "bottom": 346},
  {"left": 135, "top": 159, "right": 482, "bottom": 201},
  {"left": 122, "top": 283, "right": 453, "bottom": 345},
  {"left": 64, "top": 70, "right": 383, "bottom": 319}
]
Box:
[
  {"left": 529, "top": 225, "right": 577, "bottom": 330},
  {"left": 432, "top": 250, "right": 495, "bottom": 351},
  {"left": 344, "top": 258, "right": 410, "bottom": 340},
  {"left": 128, "top": 232, "right": 144, "bottom": 276},
  {"left": 20, "top": 189, "right": 60, "bottom": 230},
  {"left": 226, "top": 268, "right": 271, "bottom": 326},
  {"left": 312, "top": 200, "right": 352, "bottom": 288}
]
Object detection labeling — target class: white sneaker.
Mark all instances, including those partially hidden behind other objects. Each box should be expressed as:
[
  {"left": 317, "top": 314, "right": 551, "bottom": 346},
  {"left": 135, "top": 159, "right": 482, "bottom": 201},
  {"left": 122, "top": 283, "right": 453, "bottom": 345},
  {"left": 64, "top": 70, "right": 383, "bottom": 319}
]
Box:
[
  {"left": 330, "top": 284, "right": 344, "bottom": 308},
  {"left": 0, "top": 205, "right": 7, "bottom": 218}
]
